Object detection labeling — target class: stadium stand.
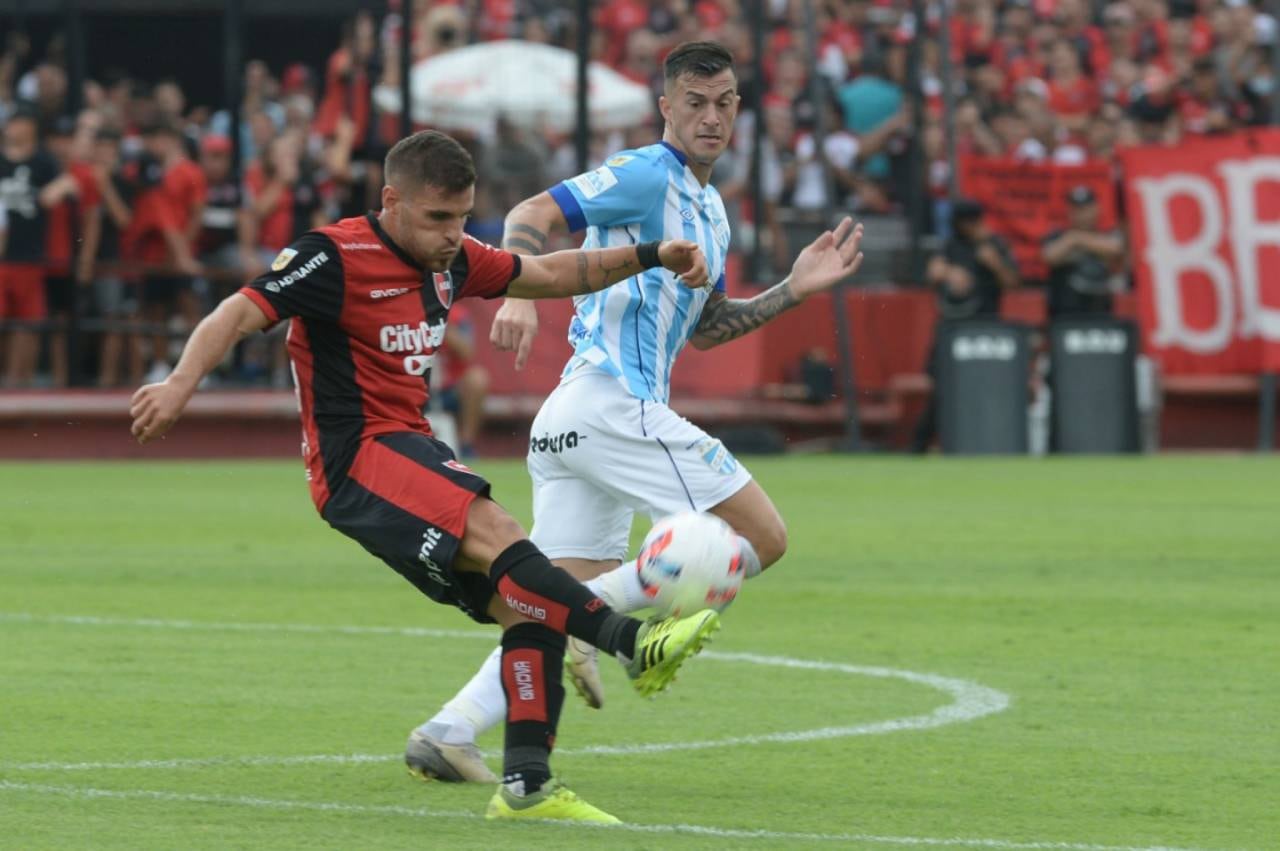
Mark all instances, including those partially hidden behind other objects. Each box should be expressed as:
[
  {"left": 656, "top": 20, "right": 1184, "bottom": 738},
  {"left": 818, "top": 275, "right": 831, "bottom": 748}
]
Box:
[{"left": 0, "top": 0, "right": 1276, "bottom": 451}]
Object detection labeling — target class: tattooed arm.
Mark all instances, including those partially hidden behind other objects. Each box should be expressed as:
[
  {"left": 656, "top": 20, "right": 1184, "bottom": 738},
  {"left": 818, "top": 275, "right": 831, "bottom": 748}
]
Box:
[
  {"left": 689, "top": 281, "right": 802, "bottom": 350},
  {"left": 508, "top": 240, "right": 707, "bottom": 299},
  {"left": 690, "top": 218, "right": 866, "bottom": 351}
]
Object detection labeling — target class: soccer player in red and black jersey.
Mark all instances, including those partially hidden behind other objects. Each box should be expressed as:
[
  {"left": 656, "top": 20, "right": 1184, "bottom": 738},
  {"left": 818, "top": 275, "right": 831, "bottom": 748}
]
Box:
[{"left": 128, "top": 130, "right": 719, "bottom": 824}]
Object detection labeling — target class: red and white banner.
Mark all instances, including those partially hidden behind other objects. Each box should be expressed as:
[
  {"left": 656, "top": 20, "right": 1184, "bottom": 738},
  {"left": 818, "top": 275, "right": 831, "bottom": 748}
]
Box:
[
  {"left": 1120, "top": 130, "right": 1280, "bottom": 374},
  {"left": 958, "top": 157, "right": 1118, "bottom": 281}
]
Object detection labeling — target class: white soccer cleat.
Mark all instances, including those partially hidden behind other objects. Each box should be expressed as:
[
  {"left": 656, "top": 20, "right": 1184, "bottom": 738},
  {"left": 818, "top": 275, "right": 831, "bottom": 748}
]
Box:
[
  {"left": 565, "top": 636, "right": 605, "bottom": 709},
  {"left": 404, "top": 729, "right": 497, "bottom": 783}
]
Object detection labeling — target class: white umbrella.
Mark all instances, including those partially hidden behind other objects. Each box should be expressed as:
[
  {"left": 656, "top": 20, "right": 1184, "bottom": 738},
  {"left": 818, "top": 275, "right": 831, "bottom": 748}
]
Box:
[{"left": 398, "top": 40, "right": 654, "bottom": 135}]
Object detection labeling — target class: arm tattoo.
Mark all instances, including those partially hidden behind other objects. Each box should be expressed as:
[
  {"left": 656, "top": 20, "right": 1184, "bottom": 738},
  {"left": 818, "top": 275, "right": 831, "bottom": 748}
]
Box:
[
  {"left": 502, "top": 222, "right": 549, "bottom": 254},
  {"left": 504, "top": 237, "right": 543, "bottom": 254},
  {"left": 578, "top": 251, "right": 644, "bottom": 295},
  {"left": 575, "top": 253, "right": 590, "bottom": 295},
  {"left": 692, "top": 279, "right": 801, "bottom": 347}
]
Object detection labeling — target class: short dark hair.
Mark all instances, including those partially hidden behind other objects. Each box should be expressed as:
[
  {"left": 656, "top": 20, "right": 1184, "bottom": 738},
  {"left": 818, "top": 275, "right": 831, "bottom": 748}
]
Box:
[
  {"left": 663, "top": 41, "right": 735, "bottom": 84},
  {"left": 384, "top": 129, "right": 476, "bottom": 194}
]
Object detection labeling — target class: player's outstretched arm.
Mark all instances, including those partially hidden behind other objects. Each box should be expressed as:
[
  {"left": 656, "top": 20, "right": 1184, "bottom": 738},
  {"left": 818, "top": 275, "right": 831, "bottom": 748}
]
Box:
[
  {"left": 690, "top": 218, "right": 864, "bottom": 350},
  {"left": 129, "top": 293, "right": 271, "bottom": 444},
  {"left": 489, "top": 192, "right": 568, "bottom": 369},
  {"left": 507, "top": 239, "right": 708, "bottom": 300}
]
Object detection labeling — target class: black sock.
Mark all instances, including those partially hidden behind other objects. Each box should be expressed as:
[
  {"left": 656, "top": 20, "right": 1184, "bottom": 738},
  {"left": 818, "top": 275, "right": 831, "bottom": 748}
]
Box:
[
  {"left": 499, "top": 622, "right": 565, "bottom": 795},
  {"left": 490, "top": 540, "right": 640, "bottom": 658}
]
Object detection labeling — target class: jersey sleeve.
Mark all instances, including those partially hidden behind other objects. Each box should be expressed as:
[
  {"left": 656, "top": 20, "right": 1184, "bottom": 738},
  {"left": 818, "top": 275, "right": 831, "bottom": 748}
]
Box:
[
  {"left": 547, "top": 151, "right": 668, "bottom": 232},
  {"left": 458, "top": 234, "right": 521, "bottom": 301},
  {"left": 239, "top": 232, "right": 343, "bottom": 324}
]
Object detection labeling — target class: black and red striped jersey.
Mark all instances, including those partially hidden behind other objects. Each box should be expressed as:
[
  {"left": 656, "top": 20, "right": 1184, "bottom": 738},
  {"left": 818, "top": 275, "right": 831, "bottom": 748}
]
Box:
[{"left": 239, "top": 213, "right": 520, "bottom": 509}]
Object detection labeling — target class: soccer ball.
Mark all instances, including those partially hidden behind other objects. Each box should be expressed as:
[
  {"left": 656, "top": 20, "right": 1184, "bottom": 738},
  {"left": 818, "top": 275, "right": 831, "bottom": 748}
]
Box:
[{"left": 636, "top": 512, "right": 744, "bottom": 617}]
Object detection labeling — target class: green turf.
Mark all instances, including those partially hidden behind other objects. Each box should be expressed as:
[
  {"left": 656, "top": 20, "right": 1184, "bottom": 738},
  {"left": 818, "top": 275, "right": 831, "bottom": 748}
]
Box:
[{"left": 1, "top": 456, "right": 1276, "bottom": 850}]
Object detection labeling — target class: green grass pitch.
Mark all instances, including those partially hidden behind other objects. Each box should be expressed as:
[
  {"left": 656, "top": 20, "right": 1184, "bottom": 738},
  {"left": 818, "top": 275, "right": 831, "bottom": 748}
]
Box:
[{"left": 1, "top": 455, "right": 1276, "bottom": 850}]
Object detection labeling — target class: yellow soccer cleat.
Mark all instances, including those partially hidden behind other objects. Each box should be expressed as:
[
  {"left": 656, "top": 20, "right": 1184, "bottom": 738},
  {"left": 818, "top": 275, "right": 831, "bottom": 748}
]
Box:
[
  {"left": 485, "top": 779, "right": 621, "bottom": 824},
  {"left": 626, "top": 608, "right": 720, "bottom": 697}
]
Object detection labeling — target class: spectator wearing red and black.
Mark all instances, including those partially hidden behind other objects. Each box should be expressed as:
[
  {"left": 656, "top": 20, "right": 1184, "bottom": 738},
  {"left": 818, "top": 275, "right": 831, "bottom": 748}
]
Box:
[
  {"left": 314, "top": 11, "right": 380, "bottom": 157},
  {"left": 990, "top": 0, "right": 1035, "bottom": 75},
  {"left": 196, "top": 134, "right": 243, "bottom": 278},
  {"left": 0, "top": 106, "right": 77, "bottom": 387},
  {"left": 1095, "top": 1, "right": 1140, "bottom": 79},
  {"left": 124, "top": 118, "right": 206, "bottom": 382},
  {"left": 1177, "top": 55, "right": 1236, "bottom": 134},
  {"left": 1054, "top": 0, "right": 1108, "bottom": 76},
  {"left": 82, "top": 126, "right": 140, "bottom": 388},
  {"left": 243, "top": 131, "right": 325, "bottom": 258},
  {"left": 43, "top": 114, "right": 99, "bottom": 387},
  {"left": 1047, "top": 38, "right": 1101, "bottom": 132}
]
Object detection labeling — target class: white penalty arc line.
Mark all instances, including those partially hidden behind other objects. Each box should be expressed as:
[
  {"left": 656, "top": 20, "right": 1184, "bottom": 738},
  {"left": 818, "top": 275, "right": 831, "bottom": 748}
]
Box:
[
  {"left": 0, "top": 611, "right": 1011, "bottom": 767},
  {"left": 0, "top": 781, "right": 1212, "bottom": 851}
]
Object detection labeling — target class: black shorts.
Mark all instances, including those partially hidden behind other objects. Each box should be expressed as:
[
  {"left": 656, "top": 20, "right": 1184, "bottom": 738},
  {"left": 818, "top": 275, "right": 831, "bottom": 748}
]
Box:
[
  {"left": 45, "top": 275, "right": 75, "bottom": 315},
  {"left": 321, "top": 431, "right": 497, "bottom": 623}
]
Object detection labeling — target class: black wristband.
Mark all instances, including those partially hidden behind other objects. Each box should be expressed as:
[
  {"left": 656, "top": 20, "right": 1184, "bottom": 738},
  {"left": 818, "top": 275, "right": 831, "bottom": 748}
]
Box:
[{"left": 636, "top": 241, "right": 663, "bottom": 270}]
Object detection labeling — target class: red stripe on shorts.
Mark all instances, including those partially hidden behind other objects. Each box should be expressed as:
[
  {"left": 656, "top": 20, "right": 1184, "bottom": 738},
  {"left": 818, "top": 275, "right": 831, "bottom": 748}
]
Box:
[{"left": 347, "top": 438, "right": 475, "bottom": 537}]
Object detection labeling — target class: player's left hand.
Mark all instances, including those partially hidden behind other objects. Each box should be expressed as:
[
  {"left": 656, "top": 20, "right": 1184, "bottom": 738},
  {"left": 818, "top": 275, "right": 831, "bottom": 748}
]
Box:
[
  {"left": 658, "top": 240, "right": 710, "bottom": 288},
  {"left": 788, "top": 218, "right": 864, "bottom": 299}
]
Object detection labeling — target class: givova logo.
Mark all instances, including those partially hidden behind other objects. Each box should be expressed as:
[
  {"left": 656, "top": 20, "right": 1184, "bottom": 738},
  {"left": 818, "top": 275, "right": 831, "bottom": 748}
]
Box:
[{"left": 513, "top": 660, "right": 535, "bottom": 701}]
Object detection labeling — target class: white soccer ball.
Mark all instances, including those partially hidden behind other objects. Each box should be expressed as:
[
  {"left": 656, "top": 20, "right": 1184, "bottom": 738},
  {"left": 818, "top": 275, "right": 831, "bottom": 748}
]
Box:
[{"left": 636, "top": 512, "right": 744, "bottom": 617}]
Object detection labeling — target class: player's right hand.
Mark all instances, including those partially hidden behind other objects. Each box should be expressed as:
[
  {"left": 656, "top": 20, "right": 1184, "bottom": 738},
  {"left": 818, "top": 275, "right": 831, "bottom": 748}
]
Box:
[
  {"left": 130, "top": 379, "right": 194, "bottom": 445},
  {"left": 490, "top": 298, "right": 539, "bottom": 371},
  {"left": 658, "top": 240, "right": 709, "bottom": 288}
]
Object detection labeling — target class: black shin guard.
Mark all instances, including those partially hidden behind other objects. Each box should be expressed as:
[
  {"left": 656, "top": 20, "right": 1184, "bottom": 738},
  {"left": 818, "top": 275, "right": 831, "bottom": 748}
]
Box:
[
  {"left": 499, "top": 622, "right": 566, "bottom": 794},
  {"left": 490, "top": 540, "right": 640, "bottom": 658}
]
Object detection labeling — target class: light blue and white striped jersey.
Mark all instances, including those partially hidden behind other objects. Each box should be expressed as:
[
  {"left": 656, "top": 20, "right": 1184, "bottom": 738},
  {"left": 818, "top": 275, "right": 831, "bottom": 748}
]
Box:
[{"left": 548, "top": 142, "right": 730, "bottom": 403}]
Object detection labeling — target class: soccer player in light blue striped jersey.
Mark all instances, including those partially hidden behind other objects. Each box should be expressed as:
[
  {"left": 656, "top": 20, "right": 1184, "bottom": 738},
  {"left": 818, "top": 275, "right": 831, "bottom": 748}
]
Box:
[{"left": 407, "top": 41, "right": 865, "bottom": 783}]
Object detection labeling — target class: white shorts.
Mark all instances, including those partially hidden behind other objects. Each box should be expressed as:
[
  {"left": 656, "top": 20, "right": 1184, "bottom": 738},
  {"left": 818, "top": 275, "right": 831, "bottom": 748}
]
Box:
[{"left": 527, "top": 368, "right": 753, "bottom": 562}]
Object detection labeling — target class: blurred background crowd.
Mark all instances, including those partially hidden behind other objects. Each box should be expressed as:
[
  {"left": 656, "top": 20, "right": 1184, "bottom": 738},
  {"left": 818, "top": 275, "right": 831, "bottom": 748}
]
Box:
[{"left": 0, "top": 0, "right": 1276, "bottom": 392}]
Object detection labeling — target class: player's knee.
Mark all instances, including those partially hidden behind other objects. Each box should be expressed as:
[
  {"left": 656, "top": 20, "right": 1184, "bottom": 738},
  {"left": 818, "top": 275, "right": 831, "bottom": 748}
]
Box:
[
  {"left": 459, "top": 498, "right": 528, "bottom": 569},
  {"left": 463, "top": 365, "right": 489, "bottom": 395}
]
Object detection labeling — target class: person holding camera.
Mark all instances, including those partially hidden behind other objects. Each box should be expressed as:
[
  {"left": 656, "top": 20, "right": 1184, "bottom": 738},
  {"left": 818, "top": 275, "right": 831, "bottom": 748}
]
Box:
[{"left": 910, "top": 199, "right": 1021, "bottom": 452}]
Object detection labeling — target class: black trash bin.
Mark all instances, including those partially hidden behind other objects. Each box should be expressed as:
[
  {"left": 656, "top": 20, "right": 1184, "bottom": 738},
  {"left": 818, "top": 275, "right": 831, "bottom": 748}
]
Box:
[
  {"left": 1049, "top": 318, "right": 1140, "bottom": 453},
  {"left": 938, "top": 320, "right": 1031, "bottom": 454}
]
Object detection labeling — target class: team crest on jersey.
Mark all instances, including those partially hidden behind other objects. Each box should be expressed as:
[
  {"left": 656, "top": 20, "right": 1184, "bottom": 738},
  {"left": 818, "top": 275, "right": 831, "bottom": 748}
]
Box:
[
  {"left": 606, "top": 155, "right": 633, "bottom": 167},
  {"left": 270, "top": 247, "right": 298, "bottom": 272},
  {"left": 688, "top": 437, "right": 738, "bottom": 476},
  {"left": 433, "top": 271, "right": 453, "bottom": 309}
]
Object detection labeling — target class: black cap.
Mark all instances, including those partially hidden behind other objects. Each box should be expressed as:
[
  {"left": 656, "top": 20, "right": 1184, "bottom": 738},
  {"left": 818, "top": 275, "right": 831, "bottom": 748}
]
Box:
[{"left": 1067, "top": 185, "right": 1097, "bottom": 206}]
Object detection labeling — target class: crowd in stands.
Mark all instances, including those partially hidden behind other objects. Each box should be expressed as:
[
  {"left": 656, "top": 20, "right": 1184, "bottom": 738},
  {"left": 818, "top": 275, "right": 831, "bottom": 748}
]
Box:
[{"left": 0, "top": 0, "right": 1275, "bottom": 390}]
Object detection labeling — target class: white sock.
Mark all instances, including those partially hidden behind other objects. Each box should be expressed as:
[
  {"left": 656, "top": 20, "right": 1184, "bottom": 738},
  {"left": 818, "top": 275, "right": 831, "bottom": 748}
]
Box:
[
  {"left": 418, "top": 645, "right": 506, "bottom": 744},
  {"left": 585, "top": 559, "right": 651, "bottom": 613}
]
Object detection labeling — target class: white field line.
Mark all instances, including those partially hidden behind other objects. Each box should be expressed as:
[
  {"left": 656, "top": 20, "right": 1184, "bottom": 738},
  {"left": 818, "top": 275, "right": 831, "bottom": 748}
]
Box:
[
  {"left": 0, "top": 781, "right": 1212, "bottom": 851},
  {"left": 0, "top": 611, "right": 1010, "bottom": 770}
]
